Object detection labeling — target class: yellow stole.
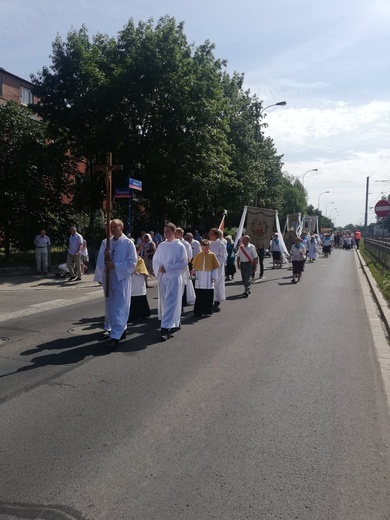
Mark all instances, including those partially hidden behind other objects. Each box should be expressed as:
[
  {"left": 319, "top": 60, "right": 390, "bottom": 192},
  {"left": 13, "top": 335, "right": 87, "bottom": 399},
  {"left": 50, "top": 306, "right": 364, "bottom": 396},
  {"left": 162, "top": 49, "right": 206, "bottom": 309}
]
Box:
[
  {"left": 134, "top": 257, "right": 149, "bottom": 276},
  {"left": 192, "top": 251, "right": 220, "bottom": 271}
]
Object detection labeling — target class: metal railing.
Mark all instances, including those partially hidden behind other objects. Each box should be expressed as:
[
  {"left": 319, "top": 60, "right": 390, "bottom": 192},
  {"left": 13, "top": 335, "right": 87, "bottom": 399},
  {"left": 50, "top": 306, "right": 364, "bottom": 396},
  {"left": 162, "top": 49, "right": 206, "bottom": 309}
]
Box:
[{"left": 364, "top": 238, "right": 390, "bottom": 269}]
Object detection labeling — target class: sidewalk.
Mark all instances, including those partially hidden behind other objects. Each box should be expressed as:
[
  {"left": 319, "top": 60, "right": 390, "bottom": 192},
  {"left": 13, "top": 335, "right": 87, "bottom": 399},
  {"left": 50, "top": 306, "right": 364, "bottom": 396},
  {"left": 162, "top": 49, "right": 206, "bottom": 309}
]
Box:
[
  {"left": 0, "top": 269, "right": 158, "bottom": 292},
  {"left": 0, "top": 270, "right": 99, "bottom": 292},
  {"left": 357, "top": 250, "right": 390, "bottom": 337}
]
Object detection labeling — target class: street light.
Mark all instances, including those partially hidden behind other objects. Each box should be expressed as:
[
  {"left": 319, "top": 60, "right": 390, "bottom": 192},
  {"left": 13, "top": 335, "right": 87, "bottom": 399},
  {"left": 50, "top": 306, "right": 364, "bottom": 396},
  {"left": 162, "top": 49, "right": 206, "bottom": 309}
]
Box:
[
  {"left": 325, "top": 201, "right": 334, "bottom": 217},
  {"left": 260, "top": 101, "right": 287, "bottom": 114},
  {"left": 302, "top": 168, "right": 319, "bottom": 188},
  {"left": 318, "top": 191, "right": 330, "bottom": 210}
]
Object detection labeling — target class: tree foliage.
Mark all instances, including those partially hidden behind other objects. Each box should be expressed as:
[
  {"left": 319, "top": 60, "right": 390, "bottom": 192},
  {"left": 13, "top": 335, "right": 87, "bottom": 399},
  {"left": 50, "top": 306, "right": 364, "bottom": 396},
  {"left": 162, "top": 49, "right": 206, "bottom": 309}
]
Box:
[
  {"left": 0, "top": 102, "right": 76, "bottom": 255},
  {"left": 31, "top": 16, "right": 293, "bottom": 232}
]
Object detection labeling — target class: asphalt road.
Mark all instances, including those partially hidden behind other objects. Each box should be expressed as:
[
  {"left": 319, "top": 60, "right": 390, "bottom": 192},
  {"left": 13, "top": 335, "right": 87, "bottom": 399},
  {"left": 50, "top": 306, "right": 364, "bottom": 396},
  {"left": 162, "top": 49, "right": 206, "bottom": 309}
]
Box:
[{"left": 1, "top": 250, "right": 390, "bottom": 520}]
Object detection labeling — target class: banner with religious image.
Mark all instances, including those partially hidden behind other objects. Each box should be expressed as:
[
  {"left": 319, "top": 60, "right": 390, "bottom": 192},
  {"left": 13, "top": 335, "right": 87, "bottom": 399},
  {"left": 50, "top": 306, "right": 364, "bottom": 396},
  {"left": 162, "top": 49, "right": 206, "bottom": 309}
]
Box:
[
  {"left": 302, "top": 217, "right": 315, "bottom": 235},
  {"left": 285, "top": 213, "right": 301, "bottom": 232},
  {"left": 284, "top": 230, "right": 297, "bottom": 252},
  {"left": 246, "top": 207, "right": 276, "bottom": 249}
]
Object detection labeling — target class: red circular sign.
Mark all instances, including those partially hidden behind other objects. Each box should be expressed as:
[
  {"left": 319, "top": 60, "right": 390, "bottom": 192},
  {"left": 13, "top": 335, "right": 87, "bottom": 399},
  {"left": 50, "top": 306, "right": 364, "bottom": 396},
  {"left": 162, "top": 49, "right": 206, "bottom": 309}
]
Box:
[{"left": 375, "top": 199, "right": 390, "bottom": 217}]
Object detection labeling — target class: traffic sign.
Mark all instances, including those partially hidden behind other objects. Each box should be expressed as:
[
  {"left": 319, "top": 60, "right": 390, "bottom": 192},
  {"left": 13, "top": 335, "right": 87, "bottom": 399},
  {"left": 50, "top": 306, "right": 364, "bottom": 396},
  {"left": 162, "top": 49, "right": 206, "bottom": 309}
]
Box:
[
  {"left": 374, "top": 199, "right": 390, "bottom": 217},
  {"left": 115, "top": 188, "right": 132, "bottom": 199},
  {"left": 129, "top": 178, "right": 142, "bottom": 191}
]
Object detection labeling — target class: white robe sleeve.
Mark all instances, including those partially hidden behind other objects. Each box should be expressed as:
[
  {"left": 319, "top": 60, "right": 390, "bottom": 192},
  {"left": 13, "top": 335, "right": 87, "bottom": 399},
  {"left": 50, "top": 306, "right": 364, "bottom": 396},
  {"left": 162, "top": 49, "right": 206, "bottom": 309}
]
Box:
[
  {"left": 93, "top": 239, "right": 107, "bottom": 283},
  {"left": 114, "top": 239, "right": 137, "bottom": 281}
]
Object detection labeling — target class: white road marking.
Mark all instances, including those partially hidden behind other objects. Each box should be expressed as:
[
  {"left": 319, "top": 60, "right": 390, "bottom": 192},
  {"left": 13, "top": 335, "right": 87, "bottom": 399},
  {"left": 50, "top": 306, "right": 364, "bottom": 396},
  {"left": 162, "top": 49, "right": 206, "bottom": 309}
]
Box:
[{"left": 0, "top": 292, "right": 103, "bottom": 324}]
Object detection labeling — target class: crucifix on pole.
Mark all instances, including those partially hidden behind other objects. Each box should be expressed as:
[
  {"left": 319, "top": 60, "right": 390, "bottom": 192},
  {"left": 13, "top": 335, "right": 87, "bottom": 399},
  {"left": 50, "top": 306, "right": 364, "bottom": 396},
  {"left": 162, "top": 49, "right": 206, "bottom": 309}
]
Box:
[{"left": 94, "top": 152, "right": 123, "bottom": 297}]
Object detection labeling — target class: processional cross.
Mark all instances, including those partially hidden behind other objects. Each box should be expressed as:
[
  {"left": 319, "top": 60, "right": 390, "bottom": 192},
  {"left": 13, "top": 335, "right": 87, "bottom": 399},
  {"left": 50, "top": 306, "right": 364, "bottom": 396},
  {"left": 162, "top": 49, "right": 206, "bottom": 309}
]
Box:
[{"left": 94, "top": 152, "right": 123, "bottom": 297}]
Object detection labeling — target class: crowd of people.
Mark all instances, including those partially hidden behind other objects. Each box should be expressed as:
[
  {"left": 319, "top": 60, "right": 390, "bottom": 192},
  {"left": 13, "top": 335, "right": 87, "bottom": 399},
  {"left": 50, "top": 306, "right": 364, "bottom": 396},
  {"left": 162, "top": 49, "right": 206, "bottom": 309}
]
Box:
[
  {"left": 33, "top": 222, "right": 362, "bottom": 349},
  {"left": 91, "top": 222, "right": 364, "bottom": 349}
]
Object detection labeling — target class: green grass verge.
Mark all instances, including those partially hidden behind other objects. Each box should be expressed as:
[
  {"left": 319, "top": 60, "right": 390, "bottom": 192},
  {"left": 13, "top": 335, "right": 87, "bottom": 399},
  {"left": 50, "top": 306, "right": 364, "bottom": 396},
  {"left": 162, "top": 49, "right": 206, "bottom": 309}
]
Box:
[{"left": 360, "top": 242, "right": 390, "bottom": 303}]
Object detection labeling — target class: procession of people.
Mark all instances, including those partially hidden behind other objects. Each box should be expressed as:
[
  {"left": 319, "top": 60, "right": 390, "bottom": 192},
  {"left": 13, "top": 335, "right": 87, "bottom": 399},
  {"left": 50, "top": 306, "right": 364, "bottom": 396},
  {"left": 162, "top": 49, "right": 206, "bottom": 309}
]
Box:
[{"left": 88, "top": 217, "right": 348, "bottom": 349}]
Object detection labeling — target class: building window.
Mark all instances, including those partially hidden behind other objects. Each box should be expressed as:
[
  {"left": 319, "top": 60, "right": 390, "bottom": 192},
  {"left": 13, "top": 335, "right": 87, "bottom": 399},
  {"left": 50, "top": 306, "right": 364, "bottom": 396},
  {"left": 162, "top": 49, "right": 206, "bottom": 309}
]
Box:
[{"left": 21, "top": 86, "right": 33, "bottom": 105}]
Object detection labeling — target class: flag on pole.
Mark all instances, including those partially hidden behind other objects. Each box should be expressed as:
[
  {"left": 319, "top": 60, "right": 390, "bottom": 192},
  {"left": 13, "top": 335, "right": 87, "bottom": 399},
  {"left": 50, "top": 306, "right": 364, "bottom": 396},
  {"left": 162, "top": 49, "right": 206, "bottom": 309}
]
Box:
[{"left": 219, "top": 210, "right": 227, "bottom": 232}]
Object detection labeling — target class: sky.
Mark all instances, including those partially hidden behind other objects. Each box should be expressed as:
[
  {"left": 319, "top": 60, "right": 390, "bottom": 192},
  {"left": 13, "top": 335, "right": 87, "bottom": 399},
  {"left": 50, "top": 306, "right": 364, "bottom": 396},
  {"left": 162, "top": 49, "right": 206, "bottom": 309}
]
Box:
[{"left": 2, "top": 0, "right": 390, "bottom": 227}]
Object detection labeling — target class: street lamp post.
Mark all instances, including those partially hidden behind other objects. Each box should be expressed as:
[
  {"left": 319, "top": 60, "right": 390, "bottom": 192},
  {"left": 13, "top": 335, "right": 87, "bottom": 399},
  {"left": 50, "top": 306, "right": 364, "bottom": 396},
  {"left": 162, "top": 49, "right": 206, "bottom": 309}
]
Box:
[
  {"left": 318, "top": 191, "right": 330, "bottom": 211},
  {"left": 302, "top": 168, "right": 319, "bottom": 188},
  {"left": 325, "top": 201, "right": 334, "bottom": 217},
  {"left": 260, "top": 101, "right": 287, "bottom": 115}
]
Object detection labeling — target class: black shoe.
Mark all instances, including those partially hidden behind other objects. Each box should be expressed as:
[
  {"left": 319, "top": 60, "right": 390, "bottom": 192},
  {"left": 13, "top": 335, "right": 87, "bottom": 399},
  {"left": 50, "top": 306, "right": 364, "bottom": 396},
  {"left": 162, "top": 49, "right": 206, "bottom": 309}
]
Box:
[
  {"left": 170, "top": 325, "right": 181, "bottom": 333},
  {"left": 107, "top": 338, "right": 119, "bottom": 349},
  {"left": 242, "top": 292, "right": 248, "bottom": 298},
  {"left": 68, "top": 276, "right": 77, "bottom": 281},
  {"left": 120, "top": 330, "right": 127, "bottom": 341},
  {"left": 248, "top": 289, "right": 251, "bottom": 294},
  {"left": 76, "top": 277, "right": 82, "bottom": 281}
]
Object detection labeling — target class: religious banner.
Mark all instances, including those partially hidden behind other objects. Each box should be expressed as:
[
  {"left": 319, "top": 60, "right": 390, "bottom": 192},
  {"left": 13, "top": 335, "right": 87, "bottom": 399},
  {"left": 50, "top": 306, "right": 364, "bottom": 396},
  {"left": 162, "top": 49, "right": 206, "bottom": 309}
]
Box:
[
  {"left": 285, "top": 213, "right": 301, "bottom": 232},
  {"left": 313, "top": 215, "right": 320, "bottom": 234},
  {"left": 246, "top": 207, "right": 276, "bottom": 249},
  {"left": 302, "top": 217, "right": 315, "bottom": 235},
  {"left": 284, "top": 230, "right": 297, "bottom": 252}
]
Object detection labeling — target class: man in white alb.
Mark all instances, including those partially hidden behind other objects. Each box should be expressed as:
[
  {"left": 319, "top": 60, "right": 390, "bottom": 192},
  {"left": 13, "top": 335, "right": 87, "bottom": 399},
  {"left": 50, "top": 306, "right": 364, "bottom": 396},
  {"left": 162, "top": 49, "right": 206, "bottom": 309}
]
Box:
[
  {"left": 153, "top": 223, "right": 188, "bottom": 341},
  {"left": 209, "top": 227, "right": 228, "bottom": 312},
  {"left": 96, "top": 219, "right": 137, "bottom": 349}
]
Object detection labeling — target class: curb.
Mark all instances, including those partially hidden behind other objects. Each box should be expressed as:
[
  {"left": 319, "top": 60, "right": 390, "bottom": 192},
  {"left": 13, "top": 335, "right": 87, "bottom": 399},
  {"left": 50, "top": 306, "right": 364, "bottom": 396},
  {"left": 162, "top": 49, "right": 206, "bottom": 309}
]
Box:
[
  {"left": 0, "top": 267, "right": 36, "bottom": 276},
  {"left": 357, "top": 250, "right": 390, "bottom": 338}
]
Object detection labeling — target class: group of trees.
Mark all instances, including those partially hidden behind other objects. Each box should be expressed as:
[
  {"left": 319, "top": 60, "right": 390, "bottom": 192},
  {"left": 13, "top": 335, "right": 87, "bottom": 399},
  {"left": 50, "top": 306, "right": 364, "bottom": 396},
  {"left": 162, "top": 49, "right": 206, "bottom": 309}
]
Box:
[{"left": 2, "top": 16, "right": 312, "bottom": 254}]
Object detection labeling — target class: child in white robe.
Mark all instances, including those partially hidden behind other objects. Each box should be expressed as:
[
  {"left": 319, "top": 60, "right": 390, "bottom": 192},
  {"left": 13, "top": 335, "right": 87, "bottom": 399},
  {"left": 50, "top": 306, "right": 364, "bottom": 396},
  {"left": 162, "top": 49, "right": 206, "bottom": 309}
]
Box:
[{"left": 191, "top": 240, "right": 220, "bottom": 316}]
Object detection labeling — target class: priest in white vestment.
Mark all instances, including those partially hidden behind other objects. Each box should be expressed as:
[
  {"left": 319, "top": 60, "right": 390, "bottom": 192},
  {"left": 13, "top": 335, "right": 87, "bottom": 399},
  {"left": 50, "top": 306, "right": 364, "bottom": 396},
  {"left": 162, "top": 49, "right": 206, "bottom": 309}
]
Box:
[
  {"left": 209, "top": 227, "right": 228, "bottom": 311},
  {"left": 96, "top": 219, "right": 137, "bottom": 348},
  {"left": 153, "top": 223, "right": 188, "bottom": 341}
]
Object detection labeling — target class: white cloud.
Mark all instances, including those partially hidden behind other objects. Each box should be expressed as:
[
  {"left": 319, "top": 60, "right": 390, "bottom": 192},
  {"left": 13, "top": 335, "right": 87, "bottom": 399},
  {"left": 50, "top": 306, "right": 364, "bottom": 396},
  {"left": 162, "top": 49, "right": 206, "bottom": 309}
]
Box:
[{"left": 266, "top": 101, "right": 390, "bottom": 148}]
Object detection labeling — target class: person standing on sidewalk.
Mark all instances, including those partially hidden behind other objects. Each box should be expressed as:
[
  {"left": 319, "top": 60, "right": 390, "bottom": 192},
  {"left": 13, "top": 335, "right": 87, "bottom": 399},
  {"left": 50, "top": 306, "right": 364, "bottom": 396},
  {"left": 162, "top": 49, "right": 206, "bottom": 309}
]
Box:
[
  {"left": 66, "top": 226, "right": 83, "bottom": 281},
  {"left": 236, "top": 235, "right": 258, "bottom": 297},
  {"left": 354, "top": 229, "right": 362, "bottom": 250},
  {"left": 34, "top": 229, "right": 51, "bottom": 275}
]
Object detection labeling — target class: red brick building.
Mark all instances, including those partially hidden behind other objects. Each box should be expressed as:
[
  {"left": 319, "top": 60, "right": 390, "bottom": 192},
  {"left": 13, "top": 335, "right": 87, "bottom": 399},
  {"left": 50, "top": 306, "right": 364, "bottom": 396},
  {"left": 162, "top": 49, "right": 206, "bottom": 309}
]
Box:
[
  {"left": 0, "top": 67, "right": 87, "bottom": 206},
  {"left": 0, "top": 67, "right": 38, "bottom": 106}
]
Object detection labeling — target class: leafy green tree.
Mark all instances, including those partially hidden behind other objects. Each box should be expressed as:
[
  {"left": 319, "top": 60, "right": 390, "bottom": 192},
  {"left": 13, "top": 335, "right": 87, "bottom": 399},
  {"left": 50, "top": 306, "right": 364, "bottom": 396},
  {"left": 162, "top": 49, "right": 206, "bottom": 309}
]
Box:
[
  {"left": 0, "top": 102, "right": 76, "bottom": 258},
  {"left": 31, "top": 18, "right": 234, "bottom": 229},
  {"left": 278, "top": 175, "right": 307, "bottom": 222},
  {"left": 31, "top": 16, "right": 294, "bottom": 234}
]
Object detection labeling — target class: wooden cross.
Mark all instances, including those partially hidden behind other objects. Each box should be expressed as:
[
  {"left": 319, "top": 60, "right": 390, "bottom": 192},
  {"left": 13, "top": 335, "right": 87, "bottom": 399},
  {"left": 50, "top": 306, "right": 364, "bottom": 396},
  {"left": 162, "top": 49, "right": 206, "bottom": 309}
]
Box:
[{"left": 95, "top": 152, "right": 123, "bottom": 297}]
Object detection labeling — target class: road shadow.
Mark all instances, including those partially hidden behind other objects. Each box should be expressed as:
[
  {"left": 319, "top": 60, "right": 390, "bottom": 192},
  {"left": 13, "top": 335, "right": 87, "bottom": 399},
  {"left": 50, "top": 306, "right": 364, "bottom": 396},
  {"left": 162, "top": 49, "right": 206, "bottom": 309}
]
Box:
[
  {"left": 0, "top": 316, "right": 162, "bottom": 378},
  {"left": 226, "top": 294, "right": 246, "bottom": 301}
]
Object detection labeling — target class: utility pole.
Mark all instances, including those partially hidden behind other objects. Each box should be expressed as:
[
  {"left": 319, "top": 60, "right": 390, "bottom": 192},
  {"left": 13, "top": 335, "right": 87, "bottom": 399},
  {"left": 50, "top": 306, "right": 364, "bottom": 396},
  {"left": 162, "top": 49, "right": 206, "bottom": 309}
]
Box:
[
  {"left": 95, "top": 152, "right": 123, "bottom": 297},
  {"left": 364, "top": 176, "right": 370, "bottom": 237}
]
